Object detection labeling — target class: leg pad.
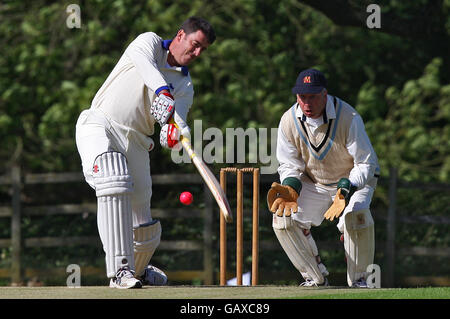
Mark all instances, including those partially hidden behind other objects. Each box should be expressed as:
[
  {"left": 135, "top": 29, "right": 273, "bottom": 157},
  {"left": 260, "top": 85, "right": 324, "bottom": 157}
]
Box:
[
  {"left": 134, "top": 220, "right": 161, "bottom": 277},
  {"left": 344, "top": 209, "right": 375, "bottom": 286}
]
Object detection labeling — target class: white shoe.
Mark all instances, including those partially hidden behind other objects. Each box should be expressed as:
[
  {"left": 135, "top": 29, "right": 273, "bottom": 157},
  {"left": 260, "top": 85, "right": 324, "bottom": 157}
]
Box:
[
  {"left": 140, "top": 265, "right": 168, "bottom": 286},
  {"left": 351, "top": 278, "right": 368, "bottom": 288},
  {"left": 109, "top": 267, "right": 142, "bottom": 289},
  {"left": 300, "top": 277, "right": 329, "bottom": 287}
]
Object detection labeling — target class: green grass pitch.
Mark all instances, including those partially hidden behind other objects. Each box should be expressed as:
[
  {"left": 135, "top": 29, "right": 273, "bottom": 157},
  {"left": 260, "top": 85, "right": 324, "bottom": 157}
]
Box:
[{"left": 0, "top": 285, "right": 448, "bottom": 299}]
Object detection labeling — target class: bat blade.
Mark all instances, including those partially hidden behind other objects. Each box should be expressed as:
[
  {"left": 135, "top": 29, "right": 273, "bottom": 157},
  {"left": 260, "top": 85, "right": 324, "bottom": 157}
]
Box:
[
  {"left": 180, "top": 136, "right": 233, "bottom": 223},
  {"left": 169, "top": 118, "right": 233, "bottom": 222}
]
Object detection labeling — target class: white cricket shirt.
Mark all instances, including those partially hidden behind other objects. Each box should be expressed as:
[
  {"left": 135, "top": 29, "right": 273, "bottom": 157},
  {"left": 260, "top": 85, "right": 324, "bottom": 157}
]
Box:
[{"left": 90, "top": 32, "right": 193, "bottom": 136}]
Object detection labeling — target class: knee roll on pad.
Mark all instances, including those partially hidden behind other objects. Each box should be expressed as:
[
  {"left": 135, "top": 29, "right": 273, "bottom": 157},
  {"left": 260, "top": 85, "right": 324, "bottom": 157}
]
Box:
[
  {"left": 134, "top": 220, "right": 162, "bottom": 277},
  {"left": 344, "top": 209, "right": 375, "bottom": 286},
  {"left": 93, "top": 151, "right": 133, "bottom": 196},
  {"left": 94, "top": 152, "right": 135, "bottom": 278}
]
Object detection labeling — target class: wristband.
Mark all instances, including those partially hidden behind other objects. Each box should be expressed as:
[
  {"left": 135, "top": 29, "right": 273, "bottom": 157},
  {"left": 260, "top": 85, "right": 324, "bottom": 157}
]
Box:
[{"left": 282, "top": 177, "right": 302, "bottom": 195}]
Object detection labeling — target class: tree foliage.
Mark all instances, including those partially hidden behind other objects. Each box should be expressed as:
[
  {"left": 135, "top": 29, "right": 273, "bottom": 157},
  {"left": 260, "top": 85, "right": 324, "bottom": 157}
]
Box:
[
  {"left": 0, "top": 0, "right": 449, "bottom": 287},
  {"left": 0, "top": 0, "right": 449, "bottom": 183}
]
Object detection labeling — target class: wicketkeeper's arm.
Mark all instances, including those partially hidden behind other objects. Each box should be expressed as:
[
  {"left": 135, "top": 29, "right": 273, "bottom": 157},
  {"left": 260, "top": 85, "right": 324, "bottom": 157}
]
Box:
[
  {"left": 276, "top": 126, "right": 306, "bottom": 183},
  {"left": 346, "top": 115, "right": 379, "bottom": 189},
  {"left": 323, "top": 178, "right": 357, "bottom": 221}
]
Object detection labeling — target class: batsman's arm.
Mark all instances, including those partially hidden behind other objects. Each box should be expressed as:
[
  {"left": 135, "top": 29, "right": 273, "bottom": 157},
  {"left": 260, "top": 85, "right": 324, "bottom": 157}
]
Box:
[
  {"left": 171, "top": 94, "right": 193, "bottom": 136},
  {"left": 125, "top": 32, "right": 168, "bottom": 95}
]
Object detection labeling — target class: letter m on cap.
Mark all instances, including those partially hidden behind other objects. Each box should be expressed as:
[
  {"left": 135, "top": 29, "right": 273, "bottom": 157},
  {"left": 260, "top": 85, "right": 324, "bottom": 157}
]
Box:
[{"left": 303, "top": 76, "right": 311, "bottom": 83}]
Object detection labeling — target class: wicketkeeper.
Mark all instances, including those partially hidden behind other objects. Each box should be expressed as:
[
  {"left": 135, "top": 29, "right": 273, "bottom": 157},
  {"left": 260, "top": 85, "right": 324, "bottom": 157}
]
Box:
[
  {"left": 267, "top": 68, "right": 380, "bottom": 287},
  {"left": 75, "top": 17, "right": 216, "bottom": 288}
]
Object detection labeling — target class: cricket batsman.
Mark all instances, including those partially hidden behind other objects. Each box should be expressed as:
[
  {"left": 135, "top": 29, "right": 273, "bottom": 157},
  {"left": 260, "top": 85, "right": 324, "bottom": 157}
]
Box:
[
  {"left": 75, "top": 17, "right": 216, "bottom": 288},
  {"left": 267, "top": 68, "right": 380, "bottom": 287}
]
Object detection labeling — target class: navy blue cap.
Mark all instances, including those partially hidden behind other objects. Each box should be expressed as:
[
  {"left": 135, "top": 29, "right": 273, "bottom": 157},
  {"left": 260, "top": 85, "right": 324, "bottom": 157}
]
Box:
[{"left": 292, "top": 68, "right": 327, "bottom": 94}]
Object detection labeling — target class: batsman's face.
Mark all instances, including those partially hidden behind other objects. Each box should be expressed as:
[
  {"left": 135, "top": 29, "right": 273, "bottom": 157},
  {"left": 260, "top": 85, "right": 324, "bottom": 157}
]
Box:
[
  {"left": 172, "top": 29, "right": 210, "bottom": 66},
  {"left": 297, "top": 90, "right": 327, "bottom": 119}
]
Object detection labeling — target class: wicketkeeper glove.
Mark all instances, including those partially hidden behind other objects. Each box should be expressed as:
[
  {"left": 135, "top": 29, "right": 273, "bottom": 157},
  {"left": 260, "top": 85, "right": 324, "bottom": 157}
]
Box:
[
  {"left": 266, "top": 178, "right": 301, "bottom": 217},
  {"left": 160, "top": 123, "right": 182, "bottom": 151},
  {"left": 151, "top": 92, "right": 175, "bottom": 126},
  {"left": 323, "top": 178, "right": 357, "bottom": 221},
  {"left": 337, "top": 178, "right": 357, "bottom": 204}
]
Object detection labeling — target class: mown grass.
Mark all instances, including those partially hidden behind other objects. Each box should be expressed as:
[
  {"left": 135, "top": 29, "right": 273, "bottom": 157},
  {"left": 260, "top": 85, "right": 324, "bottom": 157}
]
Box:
[
  {"left": 301, "top": 287, "right": 450, "bottom": 299},
  {"left": 0, "top": 286, "right": 448, "bottom": 299}
]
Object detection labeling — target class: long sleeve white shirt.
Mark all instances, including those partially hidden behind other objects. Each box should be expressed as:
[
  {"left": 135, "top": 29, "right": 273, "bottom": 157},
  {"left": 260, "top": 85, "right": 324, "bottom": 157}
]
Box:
[
  {"left": 277, "top": 95, "right": 379, "bottom": 189},
  {"left": 91, "top": 32, "right": 193, "bottom": 136}
]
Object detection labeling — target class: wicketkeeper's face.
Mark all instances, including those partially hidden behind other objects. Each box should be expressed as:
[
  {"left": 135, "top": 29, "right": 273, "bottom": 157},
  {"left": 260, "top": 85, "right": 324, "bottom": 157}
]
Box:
[
  {"left": 296, "top": 90, "right": 327, "bottom": 119},
  {"left": 172, "top": 29, "right": 210, "bottom": 66}
]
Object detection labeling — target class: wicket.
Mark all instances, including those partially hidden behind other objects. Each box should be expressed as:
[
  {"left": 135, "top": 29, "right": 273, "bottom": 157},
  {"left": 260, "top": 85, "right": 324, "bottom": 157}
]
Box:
[{"left": 219, "top": 167, "right": 260, "bottom": 286}]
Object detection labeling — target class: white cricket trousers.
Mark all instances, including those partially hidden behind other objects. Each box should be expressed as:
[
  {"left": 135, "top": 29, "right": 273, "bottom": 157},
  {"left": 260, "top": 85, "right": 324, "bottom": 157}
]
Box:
[
  {"left": 75, "top": 108, "right": 154, "bottom": 227},
  {"left": 292, "top": 177, "right": 376, "bottom": 232}
]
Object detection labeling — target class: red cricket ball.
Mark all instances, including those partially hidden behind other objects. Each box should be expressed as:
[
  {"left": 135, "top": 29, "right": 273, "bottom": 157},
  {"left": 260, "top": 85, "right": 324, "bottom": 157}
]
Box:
[{"left": 179, "top": 191, "right": 193, "bottom": 205}]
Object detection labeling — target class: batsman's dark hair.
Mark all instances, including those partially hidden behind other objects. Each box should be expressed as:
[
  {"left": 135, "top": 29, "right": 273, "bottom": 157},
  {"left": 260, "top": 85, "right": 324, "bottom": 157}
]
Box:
[{"left": 180, "top": 16, "right": 216, "bottom": 44}]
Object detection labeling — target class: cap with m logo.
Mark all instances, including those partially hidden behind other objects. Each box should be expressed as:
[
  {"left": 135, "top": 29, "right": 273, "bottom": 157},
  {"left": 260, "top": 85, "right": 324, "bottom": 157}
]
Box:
[{"left": 292, "top": 68, "right": 327, "bottom": 95}]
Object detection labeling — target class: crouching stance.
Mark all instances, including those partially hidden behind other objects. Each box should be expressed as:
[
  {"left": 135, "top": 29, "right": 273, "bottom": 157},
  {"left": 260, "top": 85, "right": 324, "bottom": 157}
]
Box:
[
  {"left": 270, "top": 68, "right": 379, "bottom": 287},
  {"left": 268, "top": 183, "right": 329, "bottom": 287}
]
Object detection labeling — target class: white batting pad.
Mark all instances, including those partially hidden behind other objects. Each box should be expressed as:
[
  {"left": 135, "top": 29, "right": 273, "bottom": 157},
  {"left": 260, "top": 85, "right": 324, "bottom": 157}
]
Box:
[
  {"left": 134, "top": 220, "right": 162, "bottom": 277},
  {"left": 272, "top": 214, "right": 324, "bottom": 284},
  {"left": 343, "top": 209, "right": 375, "bottom": 286},
  {"left": 94, "top": 152, "right": 135, "bottom": 278}
]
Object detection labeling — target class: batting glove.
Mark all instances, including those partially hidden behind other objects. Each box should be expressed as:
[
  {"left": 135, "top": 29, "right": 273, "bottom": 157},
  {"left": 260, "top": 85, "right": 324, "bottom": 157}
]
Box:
[
  {"left": 160, "top": 123, "right": 182, "bottom": 151},
  {"left": 151, "top": 92, "right": 175, "bottom": 126}
]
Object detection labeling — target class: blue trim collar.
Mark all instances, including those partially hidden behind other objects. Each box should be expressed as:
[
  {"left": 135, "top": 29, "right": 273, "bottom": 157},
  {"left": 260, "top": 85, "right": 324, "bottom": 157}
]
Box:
[
  {"left": 162, "top": 39, "right": 172, "bottom": 50},
  {"left": 290, "top": 97, "right": 343, "bottom": 161},
  {"left": 161, "top": 39, "right": 189, "bottom": 76}
]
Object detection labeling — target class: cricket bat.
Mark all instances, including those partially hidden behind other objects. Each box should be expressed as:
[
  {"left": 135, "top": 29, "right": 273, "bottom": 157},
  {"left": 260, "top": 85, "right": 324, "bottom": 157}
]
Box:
[
  {"left": 323, "top": 188, "right": 346, "bottom": 221},
  {"left": 170, "top": 119, "right": 233, "bottom": 222}
]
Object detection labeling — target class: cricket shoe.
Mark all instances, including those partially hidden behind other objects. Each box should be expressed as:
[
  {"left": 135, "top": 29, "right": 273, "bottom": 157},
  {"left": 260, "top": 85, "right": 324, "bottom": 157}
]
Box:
[
  {"left": 351, "top": 278, "right": 368, "bottom": 288},
  {"left": 109, "top": 267, "right": 142, "bottom": 289},
  {"left": 299, "top": 277, "right": 329, "bottom": 287},
  {"left": 140, "top": 265, "right": 168, "bottom": 286}
]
